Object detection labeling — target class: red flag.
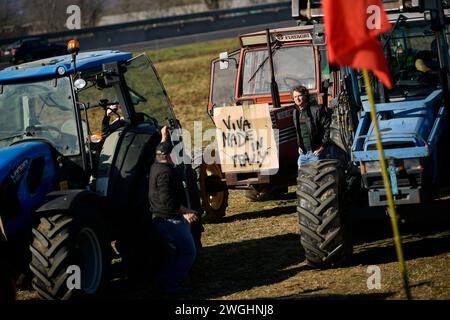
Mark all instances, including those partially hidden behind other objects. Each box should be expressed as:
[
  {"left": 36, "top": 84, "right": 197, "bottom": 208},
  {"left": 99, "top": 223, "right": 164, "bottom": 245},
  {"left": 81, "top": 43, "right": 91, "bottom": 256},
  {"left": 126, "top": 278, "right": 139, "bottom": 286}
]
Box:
[{"left": 323, "top": 0, "right": 393, "bottom": 89}]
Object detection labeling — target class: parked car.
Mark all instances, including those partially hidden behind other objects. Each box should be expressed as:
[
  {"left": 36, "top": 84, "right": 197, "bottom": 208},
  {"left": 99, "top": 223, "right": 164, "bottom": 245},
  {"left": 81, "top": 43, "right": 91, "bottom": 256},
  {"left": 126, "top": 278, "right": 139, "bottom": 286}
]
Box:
[{"left": 3, "top": 38, "right": 66, "bottom": 64}]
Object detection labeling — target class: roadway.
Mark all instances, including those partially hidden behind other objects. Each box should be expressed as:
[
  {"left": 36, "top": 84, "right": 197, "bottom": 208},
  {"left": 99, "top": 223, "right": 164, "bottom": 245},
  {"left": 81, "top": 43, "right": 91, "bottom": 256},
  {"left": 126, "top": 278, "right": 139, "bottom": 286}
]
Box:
[
  {"left": 103, "top": 20, "right": 295, "bottom": 52},
  {"left": 0, "top": 19, "right": 295, "bottom": 69}
]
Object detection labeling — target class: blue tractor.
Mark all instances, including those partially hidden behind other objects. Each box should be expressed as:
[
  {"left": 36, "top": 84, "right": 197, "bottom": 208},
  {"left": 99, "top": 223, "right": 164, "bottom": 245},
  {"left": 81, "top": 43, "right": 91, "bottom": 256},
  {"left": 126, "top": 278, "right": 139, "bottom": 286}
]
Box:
[
  {"left": 293, "top": 0, "right": 450, "bottom": 267},
  {"left": 0, "top": 42, "right": 202, "bottom": 300}
]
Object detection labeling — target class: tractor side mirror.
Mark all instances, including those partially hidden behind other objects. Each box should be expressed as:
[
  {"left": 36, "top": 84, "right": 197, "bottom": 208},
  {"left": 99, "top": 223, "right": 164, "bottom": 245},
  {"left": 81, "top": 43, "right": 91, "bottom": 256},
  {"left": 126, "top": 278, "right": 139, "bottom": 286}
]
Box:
[
  {"left": 219, "top": 52, "right": 229, "bottom": 70},
  {"left": 102, "top": 62, "right": 120, "bottom": 86},
  {"left": 419, "top": 0, "right": 446, "bottom": 31},
  {"left": 313, "top": 24, "right": 326, "bottom": 46},
  {"left": 219, "top": 51, "right": 239, "bottom": 70}
]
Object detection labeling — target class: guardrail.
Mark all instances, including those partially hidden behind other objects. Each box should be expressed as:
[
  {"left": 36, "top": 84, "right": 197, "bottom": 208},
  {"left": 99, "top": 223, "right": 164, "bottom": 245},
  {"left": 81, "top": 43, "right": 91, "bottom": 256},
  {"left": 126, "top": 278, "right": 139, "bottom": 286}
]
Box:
[{"left": 0, "top": 1, "right": 291, "bottom": 49}]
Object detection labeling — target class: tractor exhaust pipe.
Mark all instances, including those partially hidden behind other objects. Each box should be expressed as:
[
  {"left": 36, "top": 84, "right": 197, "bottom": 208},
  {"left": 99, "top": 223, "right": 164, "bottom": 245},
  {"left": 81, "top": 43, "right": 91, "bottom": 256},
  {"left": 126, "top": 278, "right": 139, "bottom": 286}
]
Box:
[{"left": 266, "top": 29, "right": 281, "bottom": 109}]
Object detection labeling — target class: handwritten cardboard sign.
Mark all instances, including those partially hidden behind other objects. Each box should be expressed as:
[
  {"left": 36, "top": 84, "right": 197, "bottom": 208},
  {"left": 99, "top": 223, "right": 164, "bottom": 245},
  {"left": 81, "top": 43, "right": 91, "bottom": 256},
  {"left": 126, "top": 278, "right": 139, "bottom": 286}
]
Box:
[{"left": 214, "top": 104, "right": 279, "bottom": 174}]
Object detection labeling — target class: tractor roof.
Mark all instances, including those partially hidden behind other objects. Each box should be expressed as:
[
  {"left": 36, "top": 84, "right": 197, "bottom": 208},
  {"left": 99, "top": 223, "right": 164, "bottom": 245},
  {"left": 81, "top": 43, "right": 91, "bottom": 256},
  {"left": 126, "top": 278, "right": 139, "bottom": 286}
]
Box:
[
  {"left": 239, "top": 25, "right": 316, "bottom": 47},
  {"left": 241, "top": 25, "right": 315, "bottom": 38},
  {"left": 0, "top": 50, "right": 132, "bottom": 84}
]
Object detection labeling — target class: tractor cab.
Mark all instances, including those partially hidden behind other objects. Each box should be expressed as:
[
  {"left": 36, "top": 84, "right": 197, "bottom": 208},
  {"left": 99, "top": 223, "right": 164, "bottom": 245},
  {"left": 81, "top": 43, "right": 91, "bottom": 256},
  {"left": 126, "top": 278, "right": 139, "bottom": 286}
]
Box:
[
  {"left": 0, "top": 47, "right": 179, "bottom": 191},
  {"left": 209, "top": 25, "right": 336, "bottom": 111},
  {"left": 377, "top": 12, "right": 444, "bottom": 101}
]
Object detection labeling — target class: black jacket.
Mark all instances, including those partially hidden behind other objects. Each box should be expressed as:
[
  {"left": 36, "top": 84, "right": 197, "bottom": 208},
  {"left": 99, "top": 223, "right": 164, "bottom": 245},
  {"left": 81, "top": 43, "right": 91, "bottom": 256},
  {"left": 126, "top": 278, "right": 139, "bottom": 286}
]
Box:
[
  {"left": 101, "top": 116, "right": 125, "bottom": 135},
  {"left": 293, "top": 102, "right": 331, "bottom": 152},
  {"left": 148, "top": 161, "right": 184, "bottom": 219}
]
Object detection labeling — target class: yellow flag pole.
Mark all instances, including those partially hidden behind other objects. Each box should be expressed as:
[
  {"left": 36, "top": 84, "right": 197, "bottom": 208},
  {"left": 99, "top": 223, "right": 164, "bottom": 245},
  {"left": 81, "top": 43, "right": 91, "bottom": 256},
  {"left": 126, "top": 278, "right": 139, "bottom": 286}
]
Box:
[{"left": 362, "top": 70, "right": 412, "bottom": 300}]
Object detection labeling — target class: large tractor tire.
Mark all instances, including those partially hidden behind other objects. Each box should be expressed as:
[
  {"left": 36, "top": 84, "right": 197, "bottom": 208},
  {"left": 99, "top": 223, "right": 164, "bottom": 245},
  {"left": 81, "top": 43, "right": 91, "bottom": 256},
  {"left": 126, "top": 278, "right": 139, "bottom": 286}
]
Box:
[
  {"left": 193, "top": 150, "right": 228, "bottom": 223},
  {"left": 29, "top": 203, "right": 110, "bottom": 300},
  {"left": 297, "top": 160, "right": 352, "bottom": 268},
  {"left": 244, "top": 184, "right": 288, "bottom": 202}
]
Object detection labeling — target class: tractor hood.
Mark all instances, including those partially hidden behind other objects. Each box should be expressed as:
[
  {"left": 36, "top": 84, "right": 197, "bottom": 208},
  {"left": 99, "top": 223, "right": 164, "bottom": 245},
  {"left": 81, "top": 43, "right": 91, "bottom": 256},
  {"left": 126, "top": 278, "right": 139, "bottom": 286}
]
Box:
[
  {"left": 365, "top": 91, "right": 441, "bottom": 149},
  {"left": 352, "top": 90, "right": 445, "bottom": 161}
]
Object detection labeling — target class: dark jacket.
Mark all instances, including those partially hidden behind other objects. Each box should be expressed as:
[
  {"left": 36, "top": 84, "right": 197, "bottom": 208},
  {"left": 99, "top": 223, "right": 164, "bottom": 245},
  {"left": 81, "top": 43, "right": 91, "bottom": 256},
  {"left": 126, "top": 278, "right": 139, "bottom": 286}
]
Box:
[
  {"left": 101, "top": 115, "right": 125, "bottom": 135},
  {"left": 293, "top": 102, "right": 331, "bottom": 152},
  {"left": 148, "top": 161, "right": 184, "bottom": 219}
]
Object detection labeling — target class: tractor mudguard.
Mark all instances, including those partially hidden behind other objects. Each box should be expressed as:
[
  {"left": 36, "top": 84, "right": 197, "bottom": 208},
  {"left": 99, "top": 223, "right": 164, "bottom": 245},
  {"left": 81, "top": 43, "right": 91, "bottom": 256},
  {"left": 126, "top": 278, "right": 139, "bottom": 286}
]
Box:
[{"left": 35, "top": 189, "right": 102, "bottom": 215}]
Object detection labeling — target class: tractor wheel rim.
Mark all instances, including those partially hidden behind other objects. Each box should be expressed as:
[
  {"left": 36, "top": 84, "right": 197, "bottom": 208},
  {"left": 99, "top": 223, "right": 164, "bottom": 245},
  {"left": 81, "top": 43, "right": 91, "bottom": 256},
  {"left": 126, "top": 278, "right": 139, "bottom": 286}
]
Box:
[
  {"left": 78, "top": 227, "right": 103, "bottom": 294},
  {"left": 206, "top": 164, "right": 224, "bottom": 210}
]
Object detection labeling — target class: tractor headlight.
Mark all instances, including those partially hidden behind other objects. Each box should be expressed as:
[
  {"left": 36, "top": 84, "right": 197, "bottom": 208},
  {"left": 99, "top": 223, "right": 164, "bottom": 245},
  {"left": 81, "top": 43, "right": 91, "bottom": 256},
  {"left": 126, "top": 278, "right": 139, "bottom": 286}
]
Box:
[
  {"left": 403, "top": 158, "right": 422, "bottom": 172},
  {"left": 362, "top": 161, "right": 380, "bottom": 174}
]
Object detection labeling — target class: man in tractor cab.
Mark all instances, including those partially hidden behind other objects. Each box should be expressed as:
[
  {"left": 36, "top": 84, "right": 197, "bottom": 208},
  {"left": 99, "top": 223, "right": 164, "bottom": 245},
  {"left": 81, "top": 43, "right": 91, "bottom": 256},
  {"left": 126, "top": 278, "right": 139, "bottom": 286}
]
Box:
[
  {"left": 149, "top": 126, "right": 198, "bottom": 295},
  {"left": 291, "top": 85, "right": 331, "bottom": 167},
  {"left": 414, "top": 40, "right": 440, "bottom": 86}
]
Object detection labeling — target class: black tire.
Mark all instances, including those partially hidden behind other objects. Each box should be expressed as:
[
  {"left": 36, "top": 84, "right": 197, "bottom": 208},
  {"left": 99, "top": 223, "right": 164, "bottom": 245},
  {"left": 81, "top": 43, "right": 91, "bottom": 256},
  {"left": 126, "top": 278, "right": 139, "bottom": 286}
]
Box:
[
  {"left": 244, "top": 184, "right": 288, "bottom": 202},
  {"left": 193, "top": 150, "right": 228, "bottom": 223},
  {"left": 297, "top": 160, "right": 352, "bottom": 268},
  {"left": 29, "top": 204, "right": 110, "bottom": 300}
]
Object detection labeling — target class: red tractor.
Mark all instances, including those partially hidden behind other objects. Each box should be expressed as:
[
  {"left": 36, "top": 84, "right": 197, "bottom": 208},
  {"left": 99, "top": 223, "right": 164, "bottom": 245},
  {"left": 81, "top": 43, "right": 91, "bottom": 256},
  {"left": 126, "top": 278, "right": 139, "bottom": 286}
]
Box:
[{"left": 198, "top": 24, "right": 342, "bottom": 221}]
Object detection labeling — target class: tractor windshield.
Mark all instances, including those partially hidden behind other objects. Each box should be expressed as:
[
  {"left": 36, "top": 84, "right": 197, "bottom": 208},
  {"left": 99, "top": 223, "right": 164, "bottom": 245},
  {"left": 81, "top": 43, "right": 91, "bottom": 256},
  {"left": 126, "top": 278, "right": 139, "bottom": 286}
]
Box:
[
  {"left": 385, "top": 20, "right": 441, "bottom": 99},
  {"left": 0, "top": 77, "right": 80, "bottom": 155},
  {"left": 211, "top": 51, "right": 240, "bottom": 108},
  {"left": 242, "top": 45, "right": 316, "bottom": 96}
]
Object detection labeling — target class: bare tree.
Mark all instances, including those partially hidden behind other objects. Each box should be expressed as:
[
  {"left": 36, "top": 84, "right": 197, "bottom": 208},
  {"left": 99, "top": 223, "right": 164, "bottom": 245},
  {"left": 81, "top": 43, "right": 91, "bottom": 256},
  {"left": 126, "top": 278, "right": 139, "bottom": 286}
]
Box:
[
  {"left": 28, "top": 0, "right": 69, "bottom": 33},
  {"left": 24, "top": 0, "right": 104, "bottom": 33},
  {"left": 0, "top": 0, "right": 17, "bottom": 37},
  {"left": 149, "top": 0, "right": 195, "bottom": 10},
  {"left": 79, "top": 0, "right": 104, "bottom": 28},
  {"left": 203, "top": 0, "right": 220, "bottom": 9},
  {"left": 118, "top": 0, "right": 136, "bottom": 14}
]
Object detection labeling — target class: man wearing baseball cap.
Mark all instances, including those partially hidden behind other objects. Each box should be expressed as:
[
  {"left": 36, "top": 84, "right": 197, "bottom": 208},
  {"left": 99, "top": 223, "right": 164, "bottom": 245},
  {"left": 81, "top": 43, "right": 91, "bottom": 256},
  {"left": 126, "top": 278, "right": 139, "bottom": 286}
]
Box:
[{"left": 148, "top": 126, "right": 198, "bottom": 295}]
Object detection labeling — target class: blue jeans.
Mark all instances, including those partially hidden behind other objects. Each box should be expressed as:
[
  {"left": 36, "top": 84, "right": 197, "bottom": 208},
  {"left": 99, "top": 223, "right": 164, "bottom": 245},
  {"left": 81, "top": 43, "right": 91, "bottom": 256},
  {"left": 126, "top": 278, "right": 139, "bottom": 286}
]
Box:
[
  {"left": 153, "top": 217, "right": 196, "bottom": 294},
  {"left": 297, "top": 151, "right": 322, "bottom": 167}
]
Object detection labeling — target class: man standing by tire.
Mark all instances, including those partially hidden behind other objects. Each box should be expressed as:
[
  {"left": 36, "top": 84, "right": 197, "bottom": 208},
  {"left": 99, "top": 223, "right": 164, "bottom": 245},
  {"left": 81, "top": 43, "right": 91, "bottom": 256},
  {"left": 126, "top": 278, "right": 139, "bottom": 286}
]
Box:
[
  {"left": 149, "top": 126, "right": 198, "bottom": 295},
  {"left": 291, "top": 85, "right": 331, "bottom": 167}
]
